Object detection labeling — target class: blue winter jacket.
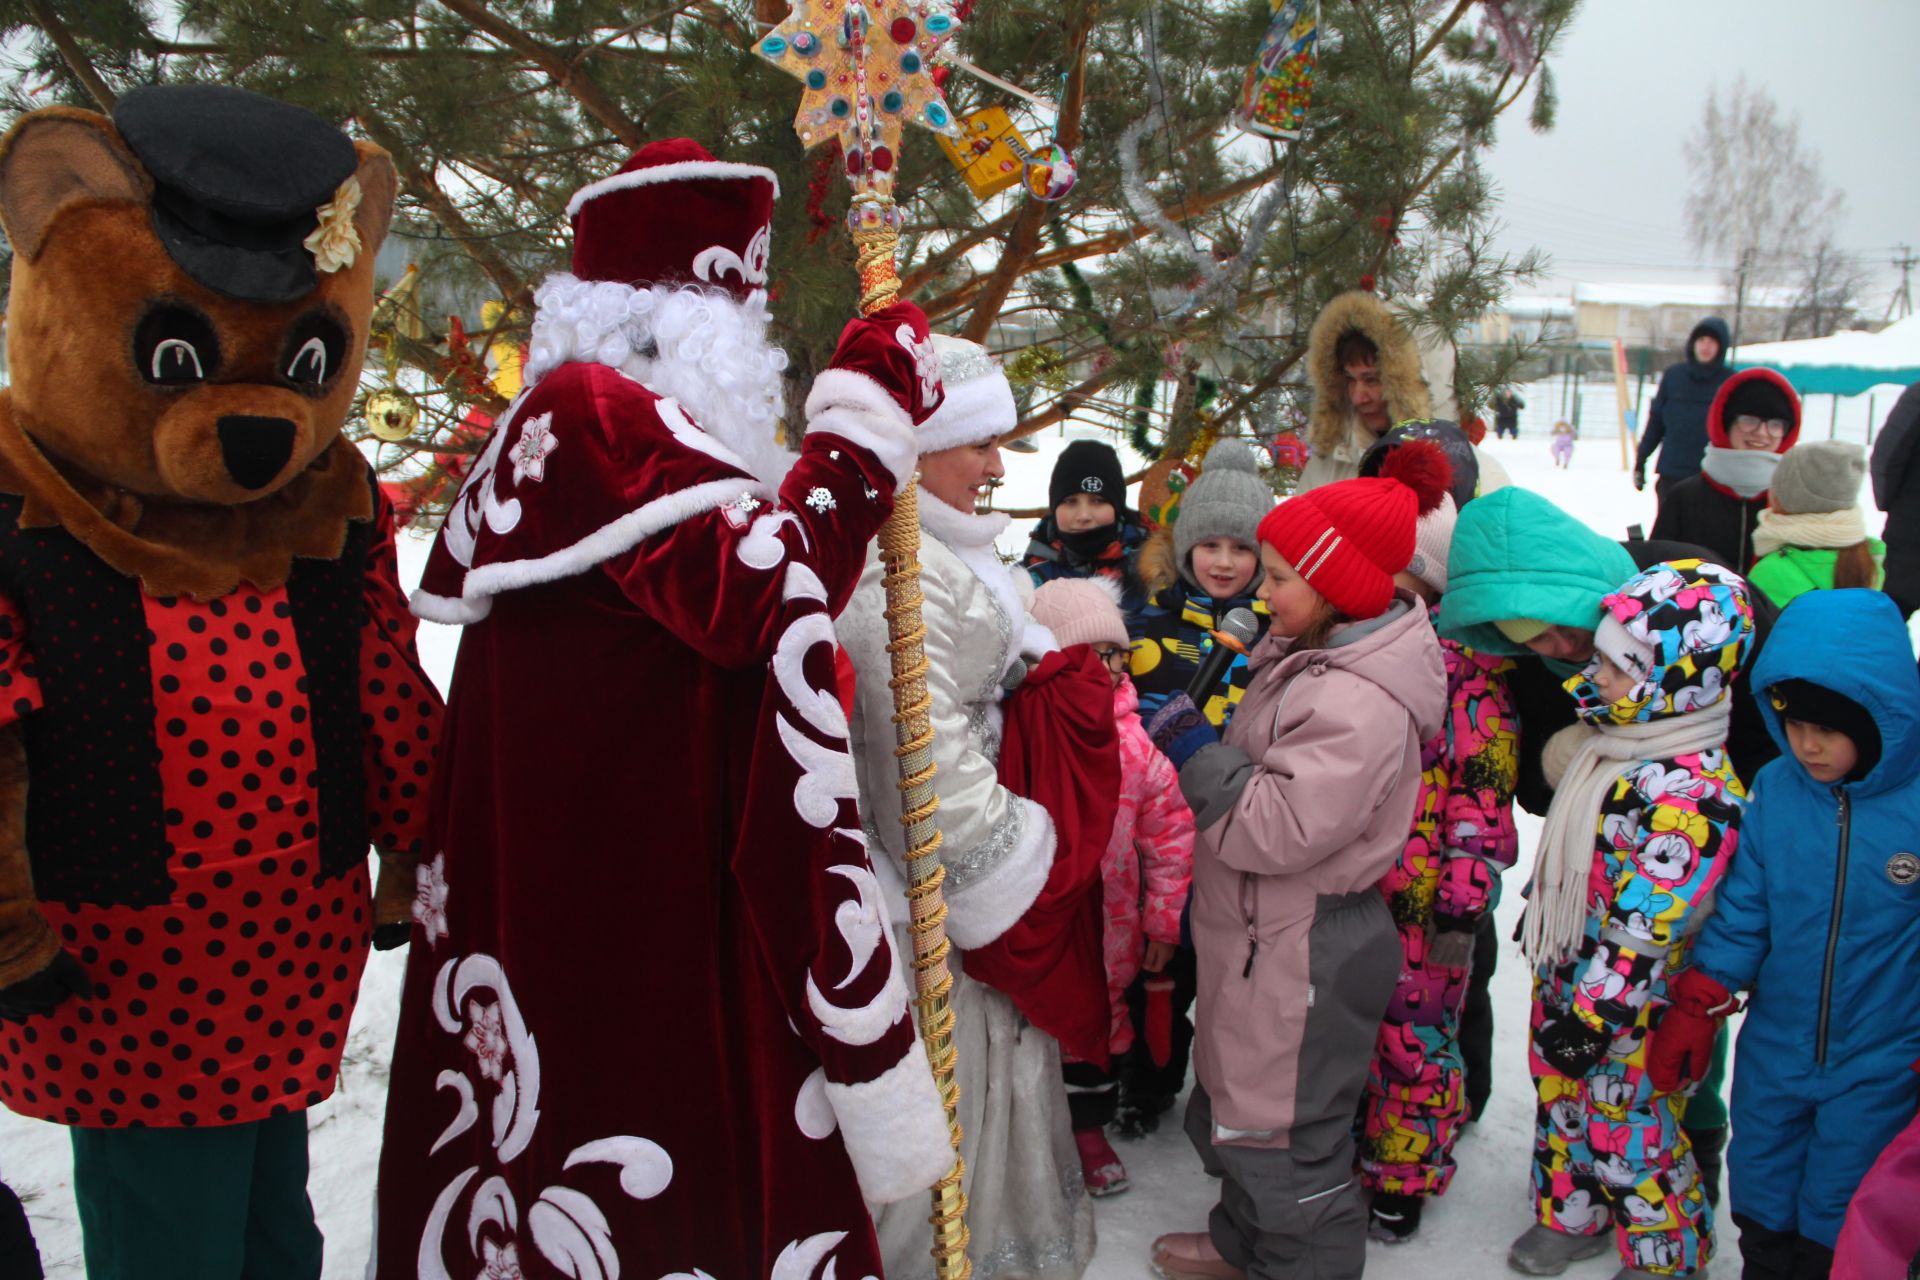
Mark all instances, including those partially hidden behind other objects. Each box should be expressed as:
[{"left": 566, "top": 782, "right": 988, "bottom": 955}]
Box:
[{"left": 1690, "top": 589, "right": 1920, "bottom": 1075}]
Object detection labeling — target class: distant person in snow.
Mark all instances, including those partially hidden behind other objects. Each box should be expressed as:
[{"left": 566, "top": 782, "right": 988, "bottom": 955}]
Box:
[
  {"left": 1650, "top": 368, "right": 1801, "bottom": 572},
  {"left": 1494, "top": 387, "right": 1525, "bottom": 440},
  {"left": 1869, "top": 379, "right": 1920, "bottom": 618},
  {"left": 1635, "top": 317, "right": 1734, "bottom": 502}
]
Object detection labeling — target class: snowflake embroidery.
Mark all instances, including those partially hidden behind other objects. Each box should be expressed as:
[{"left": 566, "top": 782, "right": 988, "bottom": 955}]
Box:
[
  {"left": 733, "top": 493, "right": 763, "bottom": 515},
  {"left": 510, "top": 412, "right": 558, "bottom": 485},
  {"left": 805, "top": 487, "right": 837, "bottom": 514},
  {"left": 413, "top": 853, "right": 450, "bottom": 944},
  {"left": 863, "top": 484, "right": 879, "bottom": 501},
  {"left": 464, "top": 999, "right": 510, "bottom": 1082},
  {"left": 481, "top": 1239, "right": 526, "bottom": 1280}
]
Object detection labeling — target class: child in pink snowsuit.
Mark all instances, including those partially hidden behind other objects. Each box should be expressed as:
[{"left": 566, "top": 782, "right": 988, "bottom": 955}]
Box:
[
  {"left": 1030, "top": 577, "right": 1196, "bottom": 1198},
  {"left": 1551, "top": 420, "right": 1576, "bottom": 468}
]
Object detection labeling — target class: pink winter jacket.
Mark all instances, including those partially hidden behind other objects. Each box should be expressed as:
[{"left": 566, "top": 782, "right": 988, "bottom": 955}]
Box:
[
  {"left": 1178, "top": 596, "right": 1446, "bottom": 1144},
  {"left": 1100, "top": 677, "right": 1196, "bottom": 1054}
]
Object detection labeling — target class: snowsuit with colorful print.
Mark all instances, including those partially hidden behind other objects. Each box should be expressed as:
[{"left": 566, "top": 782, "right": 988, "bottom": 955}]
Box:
[
  {"left": 1361, "top": 620, "right": 1519, "bottom": 1198},
  {"left": 1127, "top": 578, "right": 1271, "bottom": 729},
  {"left": 1528, "top": 561, "right": 1754, "bottom": 1278},
  {"left": 1100, "top": 675, "right": 1196, "bottom": 1053},
  {"left": 1687, "top": 590, "right": 1920, "bottom": 1254}
]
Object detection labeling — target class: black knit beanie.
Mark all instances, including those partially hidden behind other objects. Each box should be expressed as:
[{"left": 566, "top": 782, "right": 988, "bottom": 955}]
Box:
[
  {"left": 1050, "top": 440, "right": 1127, "bottom": 515},
  {"left": 1722, "top": 379, "right": 1794, "bottom": 432},
  {"left": 1767, "top": 678, "right": 1881, "bottom": 781}
]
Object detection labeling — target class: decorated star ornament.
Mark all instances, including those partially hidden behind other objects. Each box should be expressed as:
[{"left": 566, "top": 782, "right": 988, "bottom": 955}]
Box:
[{"left": 757, "top": 0, "right": 966, "bottom": 230}]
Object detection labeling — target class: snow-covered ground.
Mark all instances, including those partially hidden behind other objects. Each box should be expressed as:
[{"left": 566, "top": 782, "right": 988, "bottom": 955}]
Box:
[{"left": 1, "top": 383, "right": 1909, "bottom": 1278}]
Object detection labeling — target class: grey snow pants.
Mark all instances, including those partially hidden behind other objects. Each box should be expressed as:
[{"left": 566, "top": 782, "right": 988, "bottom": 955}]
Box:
[{"left": 1184, "top": 889, "right": 1399, "bottom": 1280}]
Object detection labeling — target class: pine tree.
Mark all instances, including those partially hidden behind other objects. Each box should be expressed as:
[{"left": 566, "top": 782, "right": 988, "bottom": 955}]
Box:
[{"left": 2, "top": 0, "right": 1574, "bottom": 517}]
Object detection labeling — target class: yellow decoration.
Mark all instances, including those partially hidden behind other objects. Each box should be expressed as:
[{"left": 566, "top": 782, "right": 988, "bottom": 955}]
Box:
[
  {"left": 937, "top": 107, "right": 1035, "bottom": 199},
  {"left": 365, "top": 387, "right": 418, "bottom": 442},
  {"left": 480, "top": 300, "right": 524, "bottom": 401}
]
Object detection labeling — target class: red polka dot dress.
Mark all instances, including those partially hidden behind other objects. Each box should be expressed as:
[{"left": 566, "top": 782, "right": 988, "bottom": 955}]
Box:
[{"left": 0, "top": 493, "right": 439, "bottom": 1129}]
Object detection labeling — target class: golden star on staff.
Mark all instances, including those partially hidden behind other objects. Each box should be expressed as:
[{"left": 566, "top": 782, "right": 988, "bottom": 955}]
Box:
[{"left": 756, "top": 0, "right": 965, "bottom": 204}]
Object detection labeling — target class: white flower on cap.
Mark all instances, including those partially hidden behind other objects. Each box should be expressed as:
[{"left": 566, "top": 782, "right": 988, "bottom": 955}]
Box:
[{"left": 918, "top": 335, "right": 1016, "bottom": 453}]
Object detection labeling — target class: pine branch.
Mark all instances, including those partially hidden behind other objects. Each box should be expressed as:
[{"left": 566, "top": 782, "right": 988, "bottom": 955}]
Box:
[
  {"left": 433, "top": 0, "right": 649, "bottom": 148},
  {"left": 1412, "top": 0, "right": 1477, "bottom": 69},
  {"left": 21, "top": 0, "right": 117, "bottom": 111},
  {"left": 361, "top": 118, "right": 536, "bottom": 311}
]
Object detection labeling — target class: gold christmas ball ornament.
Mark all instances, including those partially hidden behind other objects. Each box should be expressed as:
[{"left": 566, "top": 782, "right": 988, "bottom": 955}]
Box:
[{"left": 365, "top": 388, "right": 418, "bottom": 441}]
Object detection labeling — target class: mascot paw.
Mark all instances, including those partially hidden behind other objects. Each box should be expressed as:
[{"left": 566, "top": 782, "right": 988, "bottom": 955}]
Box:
[
  {"left": 0, "top": 949, "right": 90, "bottom": 1022},
  {"left": 371, "top": 922, "right": 413, "bottom": 952}
]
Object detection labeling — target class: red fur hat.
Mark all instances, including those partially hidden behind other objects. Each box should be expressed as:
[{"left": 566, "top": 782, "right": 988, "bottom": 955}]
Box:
[
  {"left": 1256, "top": 439, "right": 1451, "bottom": 618},
  {"left": 567, "top": 138, "right": 778, "bottom": 303}
]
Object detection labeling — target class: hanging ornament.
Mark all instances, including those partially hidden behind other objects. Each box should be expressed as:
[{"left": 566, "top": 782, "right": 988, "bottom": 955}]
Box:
[
  {"left": 937, "top": 106, "right": 1031, "bottom": 199},
  {"left": 365, "top": 387, "right": 418, "bottom": 442},
  {"left": 1137, "top": 456, "right": 1196, "bottom": 531},
  {"left": 1233, "top": 0, "right": 1319, "bottom": 141}
]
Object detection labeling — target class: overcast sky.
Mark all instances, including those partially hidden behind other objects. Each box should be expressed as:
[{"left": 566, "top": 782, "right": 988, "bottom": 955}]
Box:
[{"left": 1477, "top": 0, "right": 1919, "bottom": 308}]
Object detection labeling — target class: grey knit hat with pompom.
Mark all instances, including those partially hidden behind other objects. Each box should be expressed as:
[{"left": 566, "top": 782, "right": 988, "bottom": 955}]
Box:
[
  {"left": 1770, "top": 440, "right": 1866, "bottom": 514},
  {"left": 1174, "top": 438, "right": 1274, "bottom": 588}
]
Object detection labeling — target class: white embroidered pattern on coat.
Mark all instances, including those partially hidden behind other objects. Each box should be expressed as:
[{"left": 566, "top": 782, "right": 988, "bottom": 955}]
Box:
[
  {"left": 413, "top": 853, "right": 450, "bottom": 944},
  {"left": 420, "top": 952, "right": 677, "bottom": 1280},
  {"left": 443, "top": 397, "right": 530, "bottom": 568},
  {"left": 895, "top": 323, "right": 941, "bottom": 406},
  {"left": 510, "top": 412, "right": 558, "bottom": 484},
  {"left": 806, "top": 486, "right": 837, "bottom": 514}
]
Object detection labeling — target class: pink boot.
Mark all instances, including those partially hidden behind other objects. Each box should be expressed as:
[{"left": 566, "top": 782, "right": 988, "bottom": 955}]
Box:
[
  {"left": 1074, "top": 1126, "right": 1129, "bottom": 1197},
  {"left": 1150, "top": 1231, "right": 1247, "bottom": 1280}
]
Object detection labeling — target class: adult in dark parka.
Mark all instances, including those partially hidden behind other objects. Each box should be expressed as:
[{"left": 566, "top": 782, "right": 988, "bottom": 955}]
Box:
[
  {"left": 1870, "top": 380, "right": 1920, "bottom": 618},
  {"left": 1636, "top": 316, "right": 1735, "bottom": 502}
]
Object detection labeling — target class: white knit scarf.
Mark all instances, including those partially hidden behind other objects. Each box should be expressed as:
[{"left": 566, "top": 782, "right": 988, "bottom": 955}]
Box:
[
  {"left": 1522, "top": 703, "right": 1733, "bottom": 968},
  {"left": 1752, "top": 506, "right": 1868, "bottom": 558},
  {"left": 1700, "top": 446, "right": 1781, "bottom": 500}
]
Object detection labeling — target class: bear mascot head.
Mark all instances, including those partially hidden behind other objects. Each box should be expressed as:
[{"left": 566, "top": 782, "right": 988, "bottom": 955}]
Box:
[{"left": 0, "top": 85, "right": 441, "bottom": 1216}]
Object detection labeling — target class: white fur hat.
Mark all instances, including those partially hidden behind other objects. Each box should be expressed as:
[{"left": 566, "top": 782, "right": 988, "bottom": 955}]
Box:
[{"left": 919, "top": 335, "right": 1017, "bottom": 453}]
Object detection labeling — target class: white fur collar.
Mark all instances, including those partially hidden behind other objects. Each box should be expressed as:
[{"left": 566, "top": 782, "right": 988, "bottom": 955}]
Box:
[{"left": 915, "top": 489, "right": 1048, "bottom": 677}]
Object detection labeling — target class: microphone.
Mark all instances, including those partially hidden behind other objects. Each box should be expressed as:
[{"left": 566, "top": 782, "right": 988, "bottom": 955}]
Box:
[{"left": 1182, "top": 607, "right": 1261, "bottom": 706}]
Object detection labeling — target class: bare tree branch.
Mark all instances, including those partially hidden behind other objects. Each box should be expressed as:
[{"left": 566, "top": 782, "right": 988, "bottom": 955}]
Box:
[
  {"left": 434, "top": 0, "right": 650, "bottom": 148},
  {"left": 21, "top": 0, "right": 117, "bottom": 111}
]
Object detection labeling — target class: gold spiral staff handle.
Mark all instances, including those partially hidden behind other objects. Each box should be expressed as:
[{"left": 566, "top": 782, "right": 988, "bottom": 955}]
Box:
[{"left": 859, "top": 182, "right": 971, "bottom": 1279}]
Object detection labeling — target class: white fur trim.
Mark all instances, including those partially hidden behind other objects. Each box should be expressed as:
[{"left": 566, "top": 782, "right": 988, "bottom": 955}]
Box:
[
  {"left": 943, "top": 796, "right": 1055, "bottom": 950},
  {"left": 566, "top": 161, "right": 779, "bottom": 219},
  {"left": 451, "top": 477, "right": 771, "bottom": 609},
  {"left": 410, "top": 589, "right": 494, "bottom": 625},
  {"left": 826, "top": 1037, "right": 953, "bottom": 1204},
  {"left": 917, "top": 362, "right": 1017, "bottom": 454},
  {"left": 915, "top": 492, "right": 1039, "bottom": 678},
  {"left": 804, "top": 369, "right": 917, "bottom": 488}
]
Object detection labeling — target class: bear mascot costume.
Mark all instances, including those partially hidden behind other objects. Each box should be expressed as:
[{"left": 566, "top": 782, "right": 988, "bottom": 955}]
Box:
[{"left": 0, "top": 84, "right": 441, "bottom": 1277}]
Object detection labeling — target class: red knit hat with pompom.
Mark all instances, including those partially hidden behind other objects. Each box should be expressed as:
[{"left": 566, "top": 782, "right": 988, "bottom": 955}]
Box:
[{"left": 1256, "top": 439, "right": 1452, "bottom": 618}]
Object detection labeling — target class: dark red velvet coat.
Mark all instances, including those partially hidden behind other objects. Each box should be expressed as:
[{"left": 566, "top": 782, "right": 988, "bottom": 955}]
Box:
[{"left": 377, "top": 361, "right": 947, "bottom": 1279}]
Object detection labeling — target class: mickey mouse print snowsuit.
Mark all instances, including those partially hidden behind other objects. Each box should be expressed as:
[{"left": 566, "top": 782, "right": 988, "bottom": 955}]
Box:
[
  {"left": 1528, "top": 560, "right": 1753, "bottom": 1278},
  {"left": 1361, "top": 614, "right": 1519, "bottom": 1197}
]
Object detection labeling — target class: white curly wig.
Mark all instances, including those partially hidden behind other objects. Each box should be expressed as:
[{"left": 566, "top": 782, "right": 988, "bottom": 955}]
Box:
[{"left": 523, "top": 274, "right": 793, "bottom": 486}]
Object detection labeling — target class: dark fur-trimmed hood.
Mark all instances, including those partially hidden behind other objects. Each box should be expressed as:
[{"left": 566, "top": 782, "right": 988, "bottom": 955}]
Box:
[{"left": 1305, "top": 290, "right": 1432, "bottom": 453}]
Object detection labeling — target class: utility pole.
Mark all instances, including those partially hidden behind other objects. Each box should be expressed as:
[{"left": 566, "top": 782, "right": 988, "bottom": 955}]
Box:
[
  {"left": 1887, "top": 244, "right": 1915, "bottom": 322},
  {"left": 1730, "top": 246, "right": 1754, "bottom": 356}
]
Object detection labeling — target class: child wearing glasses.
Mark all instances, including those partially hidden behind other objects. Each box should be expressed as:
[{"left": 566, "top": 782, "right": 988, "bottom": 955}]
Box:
[
  {"left": 1651, "top": 369, "right": 1802, "bottom": 571},
  {"left": 1029, "top": 577, "right": 1197, "bottom": 1199}
]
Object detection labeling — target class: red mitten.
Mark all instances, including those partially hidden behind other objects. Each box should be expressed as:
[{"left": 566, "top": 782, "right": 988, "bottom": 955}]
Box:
[
  {"left": 1648, "top": 968, "right": 1738, "bottom": 1096},
  {"left": 825, "top": 300, "right": 943, "bottom": 425},
  {"left": 1144, "top": 974, "right": 1175, "bottom": 1068}
]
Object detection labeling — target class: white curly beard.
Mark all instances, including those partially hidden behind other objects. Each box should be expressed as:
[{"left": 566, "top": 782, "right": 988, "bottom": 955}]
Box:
[{"left": 523, "top": 274, "right": 795, "bottom": 486}]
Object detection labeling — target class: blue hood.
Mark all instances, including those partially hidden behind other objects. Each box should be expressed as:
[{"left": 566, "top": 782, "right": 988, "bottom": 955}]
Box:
[{"left": 1750, "top": 589, "right": 1920, "bottom": 798}]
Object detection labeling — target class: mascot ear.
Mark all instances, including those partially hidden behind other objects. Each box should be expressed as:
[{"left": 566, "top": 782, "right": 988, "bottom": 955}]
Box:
[
  {"left": 350, "top": 140, "right": 398, "bottom": 260},
  {"left": 0, "top": 107, "right": 150, "bottom": 261}
]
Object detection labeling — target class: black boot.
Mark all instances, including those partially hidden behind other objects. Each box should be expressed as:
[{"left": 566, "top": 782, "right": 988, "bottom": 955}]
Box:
[
  {"left": 1687, "top": 1124, "right": 1727, "bottom": 1209},
  {"left": 1733, "top": 1212, "right": 1802, "bottom": 1280},
  {"left": 1368, "top": 1191, "right": 1423, "bottom": 1244},
  {"left": 0, "top": 1179, "right": 43, "bottom": 1280},
  {"left": 1791, "top": 1237, "right": 1832, "bottom": 1280}
]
